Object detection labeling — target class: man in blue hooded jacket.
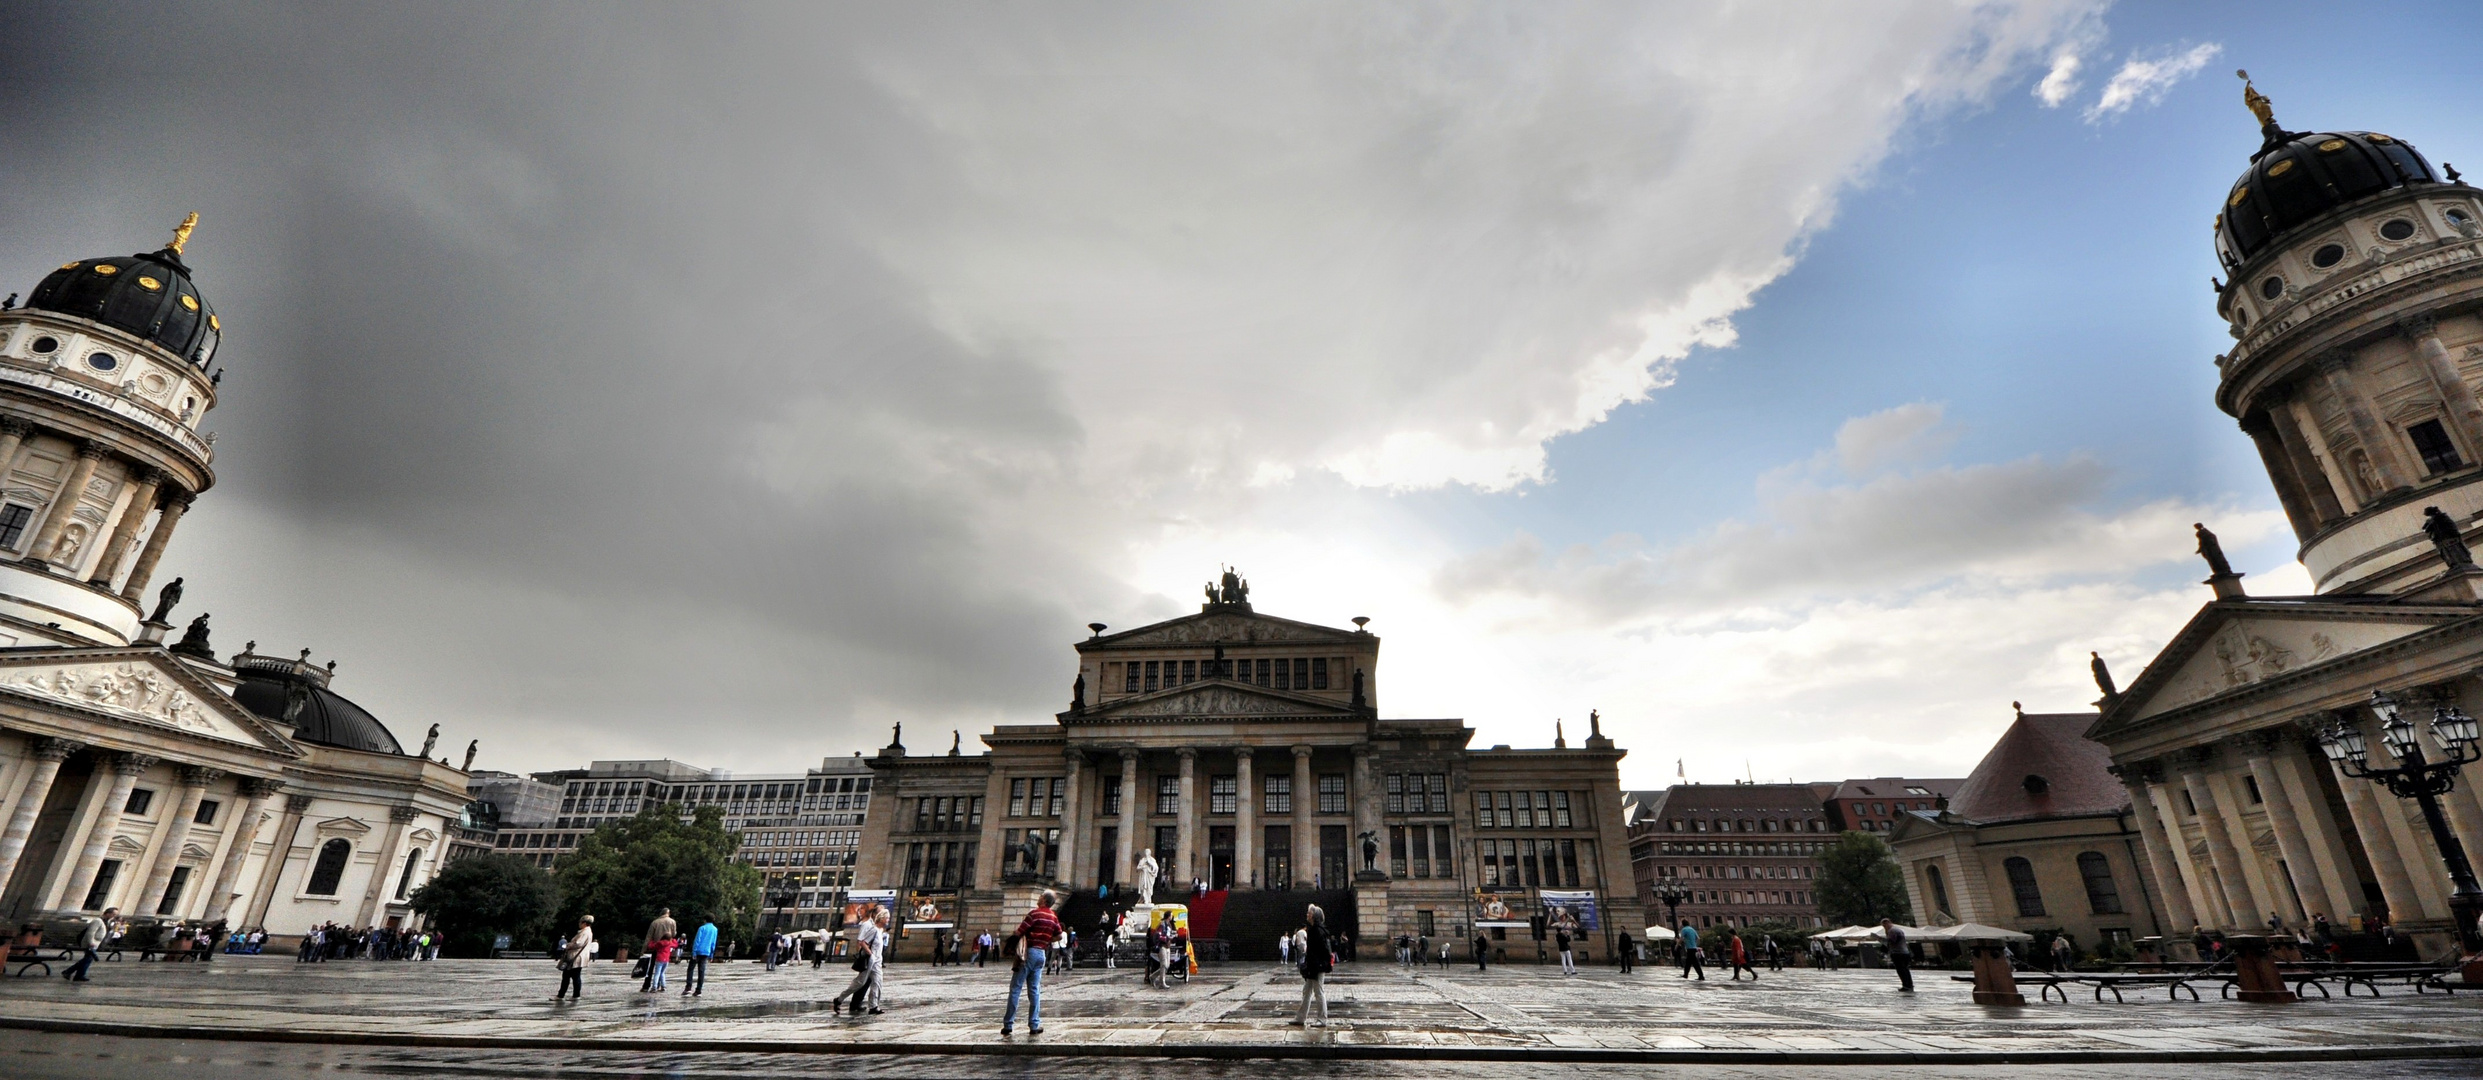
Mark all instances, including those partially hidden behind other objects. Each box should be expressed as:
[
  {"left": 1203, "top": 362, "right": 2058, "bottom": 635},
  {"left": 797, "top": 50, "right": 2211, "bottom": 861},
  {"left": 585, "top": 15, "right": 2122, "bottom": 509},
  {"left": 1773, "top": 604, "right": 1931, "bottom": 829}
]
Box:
[{"left": 684, "top": 918, "right": 718, "bottom": 996}]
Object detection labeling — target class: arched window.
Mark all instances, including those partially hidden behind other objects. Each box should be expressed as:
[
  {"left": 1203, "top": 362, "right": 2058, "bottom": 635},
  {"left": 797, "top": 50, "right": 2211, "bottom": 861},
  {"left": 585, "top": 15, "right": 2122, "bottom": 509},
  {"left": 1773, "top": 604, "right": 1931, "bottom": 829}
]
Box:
[
  {"left": 306, "top": 839, "right": 351, "bottom": 896},
  {"left": 2077, "top": 851, "right": 2123, "bottom": 914},
  {"left": 1924, "top": 862, "right": 1953, "bottom": 917},
  {"left": 395, "top": 847, "right": 425, "bottom": 900},
  {"left": 2003, "top": 856, "right": 2045, "bottom": 917}
]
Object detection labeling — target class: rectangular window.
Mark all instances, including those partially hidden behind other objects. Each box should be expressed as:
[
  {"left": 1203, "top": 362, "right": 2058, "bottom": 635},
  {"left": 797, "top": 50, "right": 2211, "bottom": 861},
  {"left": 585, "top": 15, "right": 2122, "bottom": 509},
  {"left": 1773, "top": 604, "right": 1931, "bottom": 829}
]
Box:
[
  {"left": 1181, "top": 659, "right": 1197, "bottom": 684},
  {"left": 1386, "top": 773, "right": 1406, "bottom": 815},
  {"left": 903, "top": 844, "right": 924, "bottom": 887},
  {"left": 932, "top": 797, "right": 950, "bottom": 832},
  {"left": 1481, "top": 840, "right": 1499, "bottom": 886},
  {"left": 1102, "top": 776, "right": 1121, "bottom": 816},
  {"left": 960, "top": 841, "right": 978, "bottom": 886},
  {"left": 2411, "top": 419, "right": 2466, "bottom": 475},
  {"left": 2244, "top": 775, "right": 2263, "bottom": 804},
  {"left": 1255, "top": 658, "right": 1272, "bottom": 686},
  {"left": 1519, "top": 839, "right": 1540, "bottom": 887},
  {"left": 156, "top": 865, "right": 191, "bottom": 915},
  {"left": 1474, "top": 792, "right": 1493, "bottom": 827},
  {"left": 969, "top": 795, "right": 985, "bottom": 827},
  {"left": 1431, "top": 825, "right": 1452, "bottom": 876},
  {"left": 1264, "top": 774, "right": 1291, "bottom": 815},
  {"left": 1318, "top": 774, "right": 1347, "bottom": 815},
  {"left": 1312, "top": 657, "right": 1329, "bottom": 690},
  {"left": 1514, "top": 795, "right": 1534, "bottom": 829},
  {"left": 1210, "top": 775, "right": 1236, "bottom": 815},
  {"left": 0, "top": 504, "right": 32, "bottom": 550},
  {"left": 1274, "top": 659, "right": 1291, "bottom": 691},
  {"left": 1496, "top": 791, "right": 1514, "bottom": 828},
  {"left": 193, "top": 799, "right": 220, "bottom": 826},
  {"left": 1560, "top": 838, "right": 1580, "bottom": 887},
  {"left": 1124, "top": 663, "right": 1140, "bottom": 693},
  {"left": 1390, "top": 825, "right": 1408, "bottom": 876},
  {"left": 1049, "top": 779, "right": 1064, "bottom": 816},
  {"left": 1009, "top": 778, "right": 1027, "bottom": 818},
  {"left": 124, "top": 789, "right": 154, "bottom": 817},
  {"left": 1554, "top": 791, "right": 1572, "bottom": 828},
  {"left": 913, "top": 799, "right": 929, "bottom": 831},
  {"left": 1154, "top": 825, "right": 1179, "bottom": 872},
  {"left": 1293, "top": 658, "right": 1309, "bottom": 690},
  {"left": 1157, "top": 776, "right": 1180, "bottom": 816},
  {"left": 1264, "top": 825, "right": 1291, "bottom": 888},
  {"left": 1145, "top": 660, "right": 1160, "bottom": 692},
  {"left": 2004, "top": 856, "right": 2047, "bottom": 917}
]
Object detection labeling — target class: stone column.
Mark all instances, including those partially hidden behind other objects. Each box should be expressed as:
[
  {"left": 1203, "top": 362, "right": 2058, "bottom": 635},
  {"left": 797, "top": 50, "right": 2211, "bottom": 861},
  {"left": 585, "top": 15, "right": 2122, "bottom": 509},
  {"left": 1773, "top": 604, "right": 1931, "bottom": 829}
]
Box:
[
  {"left": 87, "top": 468, "right": 161, "bottom": 588},
  {"left": 2371, "top": 783, "right": 2460, "bottom": 920},
  {"left": 202, "top": 778, "right": 282, "bottom": 923},
  {"left": 2175, "top": 756, "right": 2256, "bottom": 927},
  {"left": 2327, "top": 756, "right": 2435, "bottom": 922},
  {"left": 2316, "top": 350, "right": 2415, "bottom": 493},
  {"left": 0, "top": 420, "right": 32, "bottom": 493},
  {"left": 1233, "top": 748, "right": 1256, "bottom": 889},
  {"left": 0, "top": 737, "right": 81, "bottom": 898},
  {"left": 2144, "top": 776, "right": 2226, "bottom": 928},
  {"left": 2404, "top": 314, "right": 2483, "bottom": 455},
  {"left": 134, "top": 765, "right": 219, "bottom": 916},
  {"left": 2272, "top": 391, "right": 2360, "bottom": 515},
  {"left": 61, "top": 752, "right": 156, "bottom": 910},
  {"left": 2238, "top": 734, "right": 2326, "bottom": 922},
  {"left": 2242, "top": 414, "right": 2323, "bottom": 540},
  {"left": 2116, "top": 763, "right": 2198, "bottom": 933},
  {"left": 244, "top": 794, "right": 316, "bottom": 928},
  {"left": 27, "top": 443, "right": 107, "bottom": 567},
  {"left": 1056, "top": 751, "right": 1084, "bottom": 886},
  {"left": 1175, "top": 747, "right": 1198, "bottom": 887},
  {"left": 1115, "top": 749, "right": 1138, "bottom": 890},
  {"left": 1291, "top": 745, "right": 1314, "bottom": 888},
  {"left": 356, "top": 806, "right": 418, "bottom": 926},
  {"left": 2199, "top": 761, "right": 2284, "bottom": 922},
  {"left": 2265, "top": 742, "right": 2368, "bottom": 920},
  {"left": 119, "top": 491, "right": 191, "bottom": 602},
  {"left": 1350, "top": 744, "right": 1380, "bottom": 879}
]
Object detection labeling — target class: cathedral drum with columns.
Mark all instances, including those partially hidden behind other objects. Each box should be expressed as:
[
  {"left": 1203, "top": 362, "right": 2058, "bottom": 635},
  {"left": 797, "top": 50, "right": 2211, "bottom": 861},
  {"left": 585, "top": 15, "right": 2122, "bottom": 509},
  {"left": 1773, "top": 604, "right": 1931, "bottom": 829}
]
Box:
[
  {"left": 2093, "top": 78, "right": 2483, "bottom": 959},
  {"left": 0, "top": 221, "right": 470, "bottom": 941},
  {"left": 856, "top": 572, "right": 1644, "bottom": 961}
]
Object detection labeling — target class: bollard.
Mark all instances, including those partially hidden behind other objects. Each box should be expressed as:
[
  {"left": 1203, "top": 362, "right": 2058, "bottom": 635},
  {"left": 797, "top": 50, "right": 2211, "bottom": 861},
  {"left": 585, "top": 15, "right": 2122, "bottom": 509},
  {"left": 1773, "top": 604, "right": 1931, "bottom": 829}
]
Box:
[
  {"left": 2225, "top": 934, "right": 2296, "bottom": 1003},
  {"left": 1967, "top": 941, "right": 2025, "bottom": 1006}
]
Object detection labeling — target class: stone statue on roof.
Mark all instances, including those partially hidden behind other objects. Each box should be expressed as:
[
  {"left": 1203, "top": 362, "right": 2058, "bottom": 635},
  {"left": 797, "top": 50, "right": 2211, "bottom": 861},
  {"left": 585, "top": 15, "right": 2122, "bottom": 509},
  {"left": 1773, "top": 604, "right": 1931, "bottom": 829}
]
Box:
[
  {"left": 148, "top": 577, "right": 183, "bottom": 624},
  {"left": 2425, "top": 506, "right": 2476, "bottom": 569},
  {"left": 2091, "top": 652, "right": 2118, "bottom": 699},
  {"left": 2194, "top": 523, "right": 2234, "bottom": 578}
]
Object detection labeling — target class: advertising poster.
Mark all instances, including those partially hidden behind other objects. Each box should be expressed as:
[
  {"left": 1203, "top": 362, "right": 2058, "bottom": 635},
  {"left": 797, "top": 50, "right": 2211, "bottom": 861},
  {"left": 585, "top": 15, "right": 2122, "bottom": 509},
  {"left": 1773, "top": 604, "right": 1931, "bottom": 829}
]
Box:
[
  {"left": 1472, "top": 888, "right": 1530, "bottom": 928},
  {"left": 1538, "top": 889, "right": 1600, "bottom": 930},
  {"left": 844, "top": 888, "right": 897, "bottom": 933}
]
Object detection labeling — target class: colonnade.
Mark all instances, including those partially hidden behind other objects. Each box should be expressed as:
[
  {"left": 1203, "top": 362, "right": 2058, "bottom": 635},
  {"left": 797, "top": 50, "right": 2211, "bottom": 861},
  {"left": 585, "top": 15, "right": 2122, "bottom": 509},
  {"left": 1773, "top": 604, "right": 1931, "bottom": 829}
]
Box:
[
  {"left": 0, "top": 739, "right": 283, "bottom": 921},
  {"left": 2245, "top": 317, "right": 2483, "bottom": 541},
  {"left": 0, "top": 418, "right": 193, "bottom": 600},
  {"left": 1049, "top": 743, "right": 1378, "bottom": 895}
]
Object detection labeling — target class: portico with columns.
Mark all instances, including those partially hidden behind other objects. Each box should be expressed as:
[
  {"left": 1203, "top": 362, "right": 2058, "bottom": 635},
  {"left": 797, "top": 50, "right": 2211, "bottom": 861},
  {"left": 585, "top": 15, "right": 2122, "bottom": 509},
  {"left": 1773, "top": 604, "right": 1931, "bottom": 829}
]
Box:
[{"left": 858, "top": 573, "right": 1645, "bottom": 961}]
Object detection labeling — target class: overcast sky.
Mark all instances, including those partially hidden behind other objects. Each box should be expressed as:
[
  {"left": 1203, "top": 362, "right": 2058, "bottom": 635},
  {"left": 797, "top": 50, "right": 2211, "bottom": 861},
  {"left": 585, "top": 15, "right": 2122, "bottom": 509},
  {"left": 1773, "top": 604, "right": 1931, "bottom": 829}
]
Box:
[{"left": 6, "top": 1, "right": 2475, "bottom": 785}]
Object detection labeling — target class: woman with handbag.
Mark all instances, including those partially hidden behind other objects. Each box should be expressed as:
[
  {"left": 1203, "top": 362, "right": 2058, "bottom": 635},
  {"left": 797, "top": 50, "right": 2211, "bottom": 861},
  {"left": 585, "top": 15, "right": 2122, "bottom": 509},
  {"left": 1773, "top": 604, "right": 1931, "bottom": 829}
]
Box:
[
  {"left": 554, "top": 915, "right": 594, "bottom": 1001},
  {"left": 1292, "top": 904, "right": 1332, "bottom": 1028},
  {"left": 831, "top": 905, "right": 884, "bottom": 1016}
]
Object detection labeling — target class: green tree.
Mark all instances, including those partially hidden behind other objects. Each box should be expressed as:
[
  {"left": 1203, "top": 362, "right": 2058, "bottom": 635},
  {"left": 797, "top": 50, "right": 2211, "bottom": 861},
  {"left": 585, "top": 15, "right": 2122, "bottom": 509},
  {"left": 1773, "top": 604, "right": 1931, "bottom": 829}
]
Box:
[
  {"left": 1814, "top": 831, "right": 1914, "bottom": 927},
  {"left": 408, "top": 852, "right": 559, "bottom": 958},
  {"left": 554, "top": 804, "right": 763, "bottom": 955}
]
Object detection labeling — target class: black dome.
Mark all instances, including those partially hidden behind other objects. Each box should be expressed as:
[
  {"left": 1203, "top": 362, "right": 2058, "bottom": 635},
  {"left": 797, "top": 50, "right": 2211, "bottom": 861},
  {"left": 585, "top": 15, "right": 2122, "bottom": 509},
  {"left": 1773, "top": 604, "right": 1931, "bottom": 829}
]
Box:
[
  {"left": 230, "top": 667, "right": 404, "bottom": 755},
  {"left": 2219, "top": 130, "right": 2440, "bottom": 265},
  {"left": 23, "top": 247, "right": 221, "bottom": 367}
]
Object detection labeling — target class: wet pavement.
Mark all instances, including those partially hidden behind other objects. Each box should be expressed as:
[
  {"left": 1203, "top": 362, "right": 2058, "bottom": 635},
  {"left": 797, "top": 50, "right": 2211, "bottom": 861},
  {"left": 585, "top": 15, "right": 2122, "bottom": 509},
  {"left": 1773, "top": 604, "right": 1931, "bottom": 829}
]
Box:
[{"left": 3, "top": 953, "right": 2481, "bottom": 1064}]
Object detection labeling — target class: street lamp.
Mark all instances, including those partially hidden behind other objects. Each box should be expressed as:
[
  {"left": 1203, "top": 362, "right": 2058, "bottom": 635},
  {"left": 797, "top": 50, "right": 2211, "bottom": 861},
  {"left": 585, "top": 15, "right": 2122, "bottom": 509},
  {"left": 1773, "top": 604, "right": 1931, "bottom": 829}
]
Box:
[
  {"left": 2319, "top": 689, "right": 2483, "bottom": 954},
  {"left": 1654, "top": 880, "right": 1692, "bottom": 930}
]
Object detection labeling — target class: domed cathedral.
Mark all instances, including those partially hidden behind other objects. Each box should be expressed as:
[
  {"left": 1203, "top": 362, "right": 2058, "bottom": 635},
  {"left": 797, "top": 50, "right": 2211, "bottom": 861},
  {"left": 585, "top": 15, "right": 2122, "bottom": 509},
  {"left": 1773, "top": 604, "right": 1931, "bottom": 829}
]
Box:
[
  {"left": 2090, "top": 77, "right": 2483, "bottom": 960},
  {"left": 854, "top": 570, "right": 1644, "bottom": 962},
  {"left": 0, "top": 219, "right": 471, "bottom": 944}
]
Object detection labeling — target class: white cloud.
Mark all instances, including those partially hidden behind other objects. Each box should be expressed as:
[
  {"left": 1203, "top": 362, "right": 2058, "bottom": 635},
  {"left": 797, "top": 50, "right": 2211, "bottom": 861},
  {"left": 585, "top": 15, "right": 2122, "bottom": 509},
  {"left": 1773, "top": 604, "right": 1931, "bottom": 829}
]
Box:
[
  {"left": 2035, "top": 50, "right": 2084, "bottom": 107},
  {"left": 1834, "top": 402, "right": 1958, "bottom": 474},
  {"left": 2086, "top": 42, "right": 2222, "bottom": 122}
]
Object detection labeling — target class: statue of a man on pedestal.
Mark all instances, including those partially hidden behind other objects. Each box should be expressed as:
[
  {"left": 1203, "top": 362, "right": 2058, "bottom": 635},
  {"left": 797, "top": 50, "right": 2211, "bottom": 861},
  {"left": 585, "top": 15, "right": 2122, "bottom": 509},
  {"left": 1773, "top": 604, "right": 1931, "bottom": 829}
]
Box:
[{"left": 1134, "top": 847, "right": 1160, "bottom": 901}]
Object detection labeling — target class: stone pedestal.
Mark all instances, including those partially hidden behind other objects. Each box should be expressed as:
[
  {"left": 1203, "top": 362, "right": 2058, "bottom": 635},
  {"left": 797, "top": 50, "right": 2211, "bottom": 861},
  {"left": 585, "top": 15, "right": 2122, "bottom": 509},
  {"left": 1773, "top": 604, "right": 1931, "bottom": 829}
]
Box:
[
  {"left": 1967, "top": 942, "right": 2025, "bottom": 1006},
  {"left": 2225, "top": 934, "right": 2296, "bottom": 1003},
  {"left": 1353, "top": 882, "right": 1390, "bottom": 959}
]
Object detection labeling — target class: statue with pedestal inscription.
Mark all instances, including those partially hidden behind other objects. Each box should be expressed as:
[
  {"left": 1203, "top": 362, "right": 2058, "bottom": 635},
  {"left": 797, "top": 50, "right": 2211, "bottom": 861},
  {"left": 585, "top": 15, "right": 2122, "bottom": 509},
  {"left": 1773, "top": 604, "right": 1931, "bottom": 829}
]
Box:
[{"left": 1134, "top": 847, "right": 1160, "bottom": 901}]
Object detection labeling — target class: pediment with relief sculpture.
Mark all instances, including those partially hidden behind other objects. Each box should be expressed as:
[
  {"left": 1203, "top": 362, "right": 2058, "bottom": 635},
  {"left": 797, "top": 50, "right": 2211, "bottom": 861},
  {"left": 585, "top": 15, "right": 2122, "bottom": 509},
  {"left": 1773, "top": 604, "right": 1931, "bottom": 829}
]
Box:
[
  {"left": 2101, "top": 600, "right": 2475, "bottom": 730},
  {"left": 1085, "top": 683, "right": 1348, "bottom": 719},
  {"left": 0, "top": 648, "right": 297, "bottom": 754},
  {"left": 1089, "top": 611, "right": 1366, "bottom": 648}
]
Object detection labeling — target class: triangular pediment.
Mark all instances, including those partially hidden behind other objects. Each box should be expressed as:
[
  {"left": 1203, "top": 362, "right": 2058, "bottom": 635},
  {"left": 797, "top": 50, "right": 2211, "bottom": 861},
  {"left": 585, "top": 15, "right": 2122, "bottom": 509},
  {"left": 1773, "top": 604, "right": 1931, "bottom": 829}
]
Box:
[
  {"left": 1087, "top": 609, "right": 1367, "bottom": 649},
  {"left": 2100, "top": 599, "right": 2480, "bottom": 732},
  {"left": 0, "top": 648, "right": 298, "bottom": 755},
  {"left": 1083, "top": 680, "right": 1351, "bottom": 719},
  {"left": 107, "top": 833, "right": 146, "bottom": 854},
  {"left": 313, "top": 816, "right": 372, "bottom": 836}
]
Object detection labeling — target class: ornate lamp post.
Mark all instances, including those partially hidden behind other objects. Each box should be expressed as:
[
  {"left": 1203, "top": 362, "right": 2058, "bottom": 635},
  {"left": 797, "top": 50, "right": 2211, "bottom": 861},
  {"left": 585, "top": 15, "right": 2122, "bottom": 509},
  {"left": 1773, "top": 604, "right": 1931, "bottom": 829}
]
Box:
[
  {"left": 2318, "top": 690, "right": 2483, "bottom": 954},
  {"left": 1654, "top": 880, "right": 1692, "bottom": 930}
]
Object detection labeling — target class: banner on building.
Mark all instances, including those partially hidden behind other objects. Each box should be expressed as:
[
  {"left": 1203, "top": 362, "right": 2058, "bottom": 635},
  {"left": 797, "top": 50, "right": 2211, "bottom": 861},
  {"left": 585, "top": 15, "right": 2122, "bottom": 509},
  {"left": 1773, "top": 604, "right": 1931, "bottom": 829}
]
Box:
[
  {"left": 844, "top": 888, "right": 897, "bottom": 932},
  {"left": 1472, "top": 889, "right": 1530, "bottom": 928},
  {"left": 902, "top": 889, "right": 957, "bottom": 933},
  {"left": 1538, "top": 889, "right": 1600, "bottom": 930}
]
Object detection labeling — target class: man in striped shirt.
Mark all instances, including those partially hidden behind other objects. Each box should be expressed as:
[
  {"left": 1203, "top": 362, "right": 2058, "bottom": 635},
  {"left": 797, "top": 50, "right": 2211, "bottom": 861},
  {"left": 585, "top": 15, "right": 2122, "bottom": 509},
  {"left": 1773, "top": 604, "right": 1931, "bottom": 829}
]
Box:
[{"left": 1002, "top": 890, "right": 1063, "bottom": 1037}]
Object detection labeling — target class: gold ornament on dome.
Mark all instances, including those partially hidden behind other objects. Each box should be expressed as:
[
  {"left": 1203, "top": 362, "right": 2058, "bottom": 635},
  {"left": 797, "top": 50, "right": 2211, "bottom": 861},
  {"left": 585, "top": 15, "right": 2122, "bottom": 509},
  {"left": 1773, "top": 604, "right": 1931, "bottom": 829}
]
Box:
[
  {"left": 2320, "top": 139, "right": 2347, "bottom": 153},
  {"left": 58, "top": 261, "right": 80, "bottom": 271},
  {"left": 2268, "top": 160, "right": 2295, "bottom": 177},
  {"left": 136, "top": 276, "right": 162, "bottom": 291},
  {"left": 208, "top": 314, "right": 220, "bottom": 331},
  {"left": 2369, "top": 133, "right": 2396, "bottom": 144},
  {"left": 2229, "top": 187, "right": 2251, "bottom": 208},
  {"left": 167, "top": 212, "right": 198, "bottom": 256},
  {"left": 93, "top": 264, "right": 118, "bottom": 276},
  {"left": 2237, "top": 69, "right": 2276, "bottom": 128},
  {"left": 179, "top": 295, "right": 199, "bottom": 311}
]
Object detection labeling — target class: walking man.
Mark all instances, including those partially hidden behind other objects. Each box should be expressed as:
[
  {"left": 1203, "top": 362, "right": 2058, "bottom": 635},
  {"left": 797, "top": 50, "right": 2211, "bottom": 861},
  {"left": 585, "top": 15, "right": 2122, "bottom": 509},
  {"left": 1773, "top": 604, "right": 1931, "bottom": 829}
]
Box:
[
  {"left": 1473, "top": 929, "right": 1490, "bottom": 971},
  {"left": 683, "top": 916, "right": 717, "bottom": 997},
  {"left": 1678, "top": 922, "right": 1705, "bottom": 981},
  {"left": 61, "top": 907, "right": 114, "bottom": 982},
  {"left": 1881, "top": 918, "right": 1913, "bottom": 993},
  {"left": 1294, "top": 904, "right": 1333, "bottom": 1027},
  {"left": 1002, "top": 891, "right": 1062, "bottom": 1036},
  {"left": 1616, "top": 929, "right": 1636, "bottom": 974},
  {"left": 642, "top": 908, "right": 678, "bottom": 992}
]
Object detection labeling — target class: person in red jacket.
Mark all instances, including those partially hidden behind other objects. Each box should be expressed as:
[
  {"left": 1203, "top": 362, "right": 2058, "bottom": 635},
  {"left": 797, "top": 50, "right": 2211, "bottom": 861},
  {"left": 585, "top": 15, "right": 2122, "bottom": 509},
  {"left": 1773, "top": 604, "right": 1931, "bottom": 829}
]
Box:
[{"left": 1002, "top": 891, "right": 1062, "bottom": 1037}]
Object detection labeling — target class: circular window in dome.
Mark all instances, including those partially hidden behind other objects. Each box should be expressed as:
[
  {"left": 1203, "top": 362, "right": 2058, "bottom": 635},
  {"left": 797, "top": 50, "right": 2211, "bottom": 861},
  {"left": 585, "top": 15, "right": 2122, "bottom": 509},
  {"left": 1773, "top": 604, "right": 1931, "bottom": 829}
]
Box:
[
  {"left": 91, "top": 264, "right": 118, "bottom": 276},
  {"left": 178, "top": 294, "right": 199, "bottom": 312},
  {"left": 2450, "top": 208, "right": 2474, "bottom": 226},
  {"left": 2261, "top": 275, "right": 2286, "bottom": 300},
  {"left": 85, "top": 352, "right": 117, "bottom": 372},
  {"left": 30, "top": 336, "right": 58, "bottom": 355},
  {"left": 2312, "top": 243, "right": 2347, "bottom": 268},
  {"left": 135, "top": 276, "right": 161, "bottom": 292},
  {"left": 2381, "top": 218, "right": 2418, "bottom": 241}
]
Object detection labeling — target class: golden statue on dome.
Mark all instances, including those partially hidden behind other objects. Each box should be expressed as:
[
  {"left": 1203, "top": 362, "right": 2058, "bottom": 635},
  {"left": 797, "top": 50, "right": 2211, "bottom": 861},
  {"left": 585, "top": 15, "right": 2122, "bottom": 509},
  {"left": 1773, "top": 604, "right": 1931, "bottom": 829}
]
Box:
[
  {"left": 168, "top": 212, "right": 198, "bottom": 255},
  {"left": 2238, "top": 69, "right": 2275, "bottom": 128}
]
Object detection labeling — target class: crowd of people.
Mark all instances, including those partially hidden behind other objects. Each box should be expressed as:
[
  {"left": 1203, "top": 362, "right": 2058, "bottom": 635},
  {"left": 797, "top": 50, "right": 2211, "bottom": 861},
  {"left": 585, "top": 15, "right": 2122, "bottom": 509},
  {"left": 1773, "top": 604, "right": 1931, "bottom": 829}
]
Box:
[{"left": 295, "top": 922, "right": 439, "bottom": 962}]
